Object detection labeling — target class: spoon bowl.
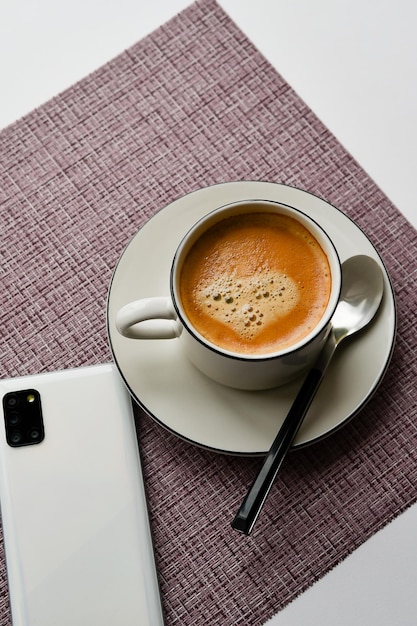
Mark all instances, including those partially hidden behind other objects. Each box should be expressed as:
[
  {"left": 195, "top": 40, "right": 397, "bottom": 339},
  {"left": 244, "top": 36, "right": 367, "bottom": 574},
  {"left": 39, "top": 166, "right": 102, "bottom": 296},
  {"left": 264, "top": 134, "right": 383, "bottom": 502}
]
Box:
[
  {"left": 232, "top": 255, "right": 385, "bottom": 535},
  {"left": 332, "top": 255, "right": 384, "bottom": 344}
]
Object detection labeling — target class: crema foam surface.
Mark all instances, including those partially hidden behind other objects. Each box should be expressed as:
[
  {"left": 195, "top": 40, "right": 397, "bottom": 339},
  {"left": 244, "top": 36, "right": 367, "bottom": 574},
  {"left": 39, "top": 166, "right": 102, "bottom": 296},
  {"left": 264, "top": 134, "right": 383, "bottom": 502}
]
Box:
[{"left": 180, "top": 212, "right": 331, "bottom": 355}]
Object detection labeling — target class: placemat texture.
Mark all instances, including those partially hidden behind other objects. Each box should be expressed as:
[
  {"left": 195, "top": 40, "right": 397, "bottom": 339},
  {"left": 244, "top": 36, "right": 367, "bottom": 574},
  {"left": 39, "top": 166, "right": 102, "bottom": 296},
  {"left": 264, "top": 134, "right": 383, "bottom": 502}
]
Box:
[{"left": 1, "top": 1, "right": 416, "bottom": 624}]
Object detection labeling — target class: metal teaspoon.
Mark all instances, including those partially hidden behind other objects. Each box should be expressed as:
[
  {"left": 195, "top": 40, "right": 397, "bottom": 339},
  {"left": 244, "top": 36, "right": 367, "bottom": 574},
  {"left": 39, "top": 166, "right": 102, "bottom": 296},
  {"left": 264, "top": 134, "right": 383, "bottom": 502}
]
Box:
[{"left": 231, "top": 254, "right": 385, "bottom": 535}]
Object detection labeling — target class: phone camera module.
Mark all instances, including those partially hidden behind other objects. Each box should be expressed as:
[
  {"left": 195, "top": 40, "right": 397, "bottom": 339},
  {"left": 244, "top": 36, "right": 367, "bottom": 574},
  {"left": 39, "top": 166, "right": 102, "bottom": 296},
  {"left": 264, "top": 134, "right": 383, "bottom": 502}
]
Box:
[{"left": 3, "top": 389, "right": 45, "bottom": 447}]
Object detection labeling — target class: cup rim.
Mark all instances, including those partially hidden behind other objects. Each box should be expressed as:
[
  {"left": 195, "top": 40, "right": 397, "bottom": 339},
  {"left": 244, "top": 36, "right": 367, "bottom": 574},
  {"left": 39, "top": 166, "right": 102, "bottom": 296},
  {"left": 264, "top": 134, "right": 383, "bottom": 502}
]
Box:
[{"left": 170, "top": 198, "right": 341, "bottom": 362}]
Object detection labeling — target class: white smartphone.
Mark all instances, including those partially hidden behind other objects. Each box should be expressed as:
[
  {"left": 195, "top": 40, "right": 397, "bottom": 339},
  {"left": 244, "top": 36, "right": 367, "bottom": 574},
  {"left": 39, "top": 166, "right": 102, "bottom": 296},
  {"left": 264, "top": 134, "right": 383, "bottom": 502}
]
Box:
[{"left": 0, "top": 363, "right": 164, "bottom": 626}]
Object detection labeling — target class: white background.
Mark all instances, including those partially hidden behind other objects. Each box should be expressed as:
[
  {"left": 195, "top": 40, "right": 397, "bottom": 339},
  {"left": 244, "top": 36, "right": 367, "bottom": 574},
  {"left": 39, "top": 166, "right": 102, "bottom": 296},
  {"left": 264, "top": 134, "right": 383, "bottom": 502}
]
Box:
[{"left": 1, "top": 1, "right": 417, "bottom": 624}]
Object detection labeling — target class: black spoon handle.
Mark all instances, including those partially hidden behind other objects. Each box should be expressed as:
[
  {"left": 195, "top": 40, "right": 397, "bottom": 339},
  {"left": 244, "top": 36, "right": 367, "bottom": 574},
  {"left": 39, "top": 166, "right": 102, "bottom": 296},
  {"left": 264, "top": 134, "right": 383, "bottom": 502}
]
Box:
[{"left": 231, "top": 335, "right": 336, "bottom": 535}]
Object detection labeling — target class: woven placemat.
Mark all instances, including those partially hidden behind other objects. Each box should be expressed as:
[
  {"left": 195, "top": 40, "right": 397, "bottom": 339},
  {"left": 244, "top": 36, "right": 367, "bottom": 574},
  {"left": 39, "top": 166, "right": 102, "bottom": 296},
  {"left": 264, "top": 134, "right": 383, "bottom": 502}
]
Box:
[{"left": 1, "top": 1, "right": 416, "bottom": 624}]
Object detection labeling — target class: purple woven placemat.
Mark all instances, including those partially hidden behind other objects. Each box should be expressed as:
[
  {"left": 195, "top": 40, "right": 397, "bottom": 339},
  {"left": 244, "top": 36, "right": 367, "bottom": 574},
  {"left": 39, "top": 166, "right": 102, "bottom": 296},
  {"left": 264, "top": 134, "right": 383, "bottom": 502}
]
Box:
[{"left": 1, "top": 1, "right": 416, "bottom": 624}]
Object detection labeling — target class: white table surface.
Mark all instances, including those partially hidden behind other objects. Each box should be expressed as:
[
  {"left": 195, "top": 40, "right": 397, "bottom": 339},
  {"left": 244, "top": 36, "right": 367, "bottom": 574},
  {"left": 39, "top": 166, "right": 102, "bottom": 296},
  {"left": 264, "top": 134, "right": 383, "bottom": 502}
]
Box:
[{"left": 1, "top": 1, "right": 416, "bottom": 624}]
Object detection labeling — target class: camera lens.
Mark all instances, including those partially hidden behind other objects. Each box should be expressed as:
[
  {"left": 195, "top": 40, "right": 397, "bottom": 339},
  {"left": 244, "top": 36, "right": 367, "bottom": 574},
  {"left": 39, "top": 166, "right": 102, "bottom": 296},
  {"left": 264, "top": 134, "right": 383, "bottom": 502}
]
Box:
[
  {"left": 28, "top": 428, "right": 41, "bottom": 441},
  {"left": 10, "top": 431, "right": 23, "bottom": 445},
  {"left": 8, "top": 412, "right": 20, "bottom": 426},
  {"left": 6, "top": 395, "right": 18, "bottom": 408}
]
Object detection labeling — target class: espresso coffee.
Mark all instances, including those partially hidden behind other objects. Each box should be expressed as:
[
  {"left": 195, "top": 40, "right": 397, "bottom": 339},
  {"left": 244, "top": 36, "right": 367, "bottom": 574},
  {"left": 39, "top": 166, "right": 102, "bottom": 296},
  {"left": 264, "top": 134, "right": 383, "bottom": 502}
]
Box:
[{"left": 180, "top": 211, "right": 332, "bottom": 355}]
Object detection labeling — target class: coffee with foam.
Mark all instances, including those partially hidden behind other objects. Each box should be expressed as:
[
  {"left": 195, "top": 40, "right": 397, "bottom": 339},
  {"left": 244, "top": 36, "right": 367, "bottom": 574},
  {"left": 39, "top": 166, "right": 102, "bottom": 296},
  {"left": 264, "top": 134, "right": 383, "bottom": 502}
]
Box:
[{"left": 180, "top": 212, "right": 331, "bottom": 355}]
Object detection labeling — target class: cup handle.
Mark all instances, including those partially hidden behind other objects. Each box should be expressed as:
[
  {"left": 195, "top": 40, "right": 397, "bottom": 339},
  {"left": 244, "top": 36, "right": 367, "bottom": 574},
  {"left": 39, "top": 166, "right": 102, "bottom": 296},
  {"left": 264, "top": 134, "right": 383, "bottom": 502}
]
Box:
[{"left": 115, "top": 297, "right": 180, "bottom": 339}]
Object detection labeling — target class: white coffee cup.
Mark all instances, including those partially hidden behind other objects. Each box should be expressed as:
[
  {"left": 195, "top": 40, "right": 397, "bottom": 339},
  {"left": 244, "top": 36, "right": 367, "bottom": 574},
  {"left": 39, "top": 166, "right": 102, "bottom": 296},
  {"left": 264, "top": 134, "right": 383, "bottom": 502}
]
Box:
[{"left": 116, "top": 200, "right": 341, "bottom": 390}]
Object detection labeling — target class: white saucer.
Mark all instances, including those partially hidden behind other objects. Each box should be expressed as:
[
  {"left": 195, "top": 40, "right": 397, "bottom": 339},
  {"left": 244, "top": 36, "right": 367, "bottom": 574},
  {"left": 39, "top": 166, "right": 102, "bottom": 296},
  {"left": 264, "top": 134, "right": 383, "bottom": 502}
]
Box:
[{"left": 107, "top": 182, "right": 396, "bottom": 455}]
